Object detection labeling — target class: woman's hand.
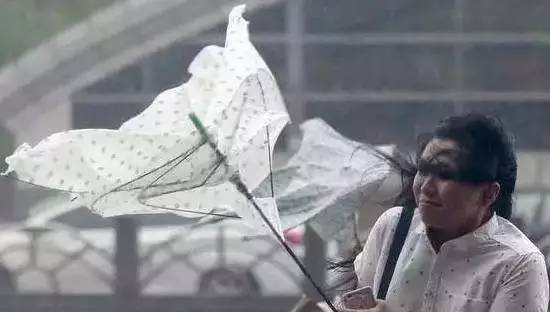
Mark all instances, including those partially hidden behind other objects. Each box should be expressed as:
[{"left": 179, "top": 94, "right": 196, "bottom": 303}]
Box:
[
  {"left": 335, "top": 298, "right": 389, "bottom": 312},
  {"left": 363, "top": 300, "right": 389, "bottom": 312}
]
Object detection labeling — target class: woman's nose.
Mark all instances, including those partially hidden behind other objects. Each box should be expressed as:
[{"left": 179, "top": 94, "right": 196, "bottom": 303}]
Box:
[{"left": 420, "top": 175, "right": 437, "bottom": 194}]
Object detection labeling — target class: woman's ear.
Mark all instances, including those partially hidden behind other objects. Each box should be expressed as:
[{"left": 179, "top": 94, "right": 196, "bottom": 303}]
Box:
[{"left": 481, "top": 182, "right": 500, "bottom": 208}]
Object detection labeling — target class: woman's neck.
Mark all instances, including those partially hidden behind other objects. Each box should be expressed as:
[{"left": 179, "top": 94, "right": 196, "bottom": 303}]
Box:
[
  {"left": 426, "top": 228, "right": 458, "bottom": 252},
  {"left": 426, "top": 210, "right": 493, "bottom": 253}
]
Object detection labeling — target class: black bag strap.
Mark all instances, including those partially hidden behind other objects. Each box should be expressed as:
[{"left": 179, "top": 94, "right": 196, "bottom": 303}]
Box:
[{"left": 376, "top": 206, "right": 414, "bottom": 300}]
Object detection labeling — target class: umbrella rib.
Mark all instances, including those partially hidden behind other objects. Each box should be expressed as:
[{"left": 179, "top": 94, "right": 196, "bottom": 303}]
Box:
[
  {"left": 90, "top": 142, "right": 202, "bottom": 209},
  {"left": 188, "top": 113, "right": 338, "bottom": 312},
  {"left": 255, "top": 76, "right": 276, "bottom": 199}
]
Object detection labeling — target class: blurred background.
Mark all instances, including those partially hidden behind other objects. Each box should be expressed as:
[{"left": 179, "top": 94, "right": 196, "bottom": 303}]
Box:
[{"left": 0, "top": 0, "right": 550, "bottom": 311}]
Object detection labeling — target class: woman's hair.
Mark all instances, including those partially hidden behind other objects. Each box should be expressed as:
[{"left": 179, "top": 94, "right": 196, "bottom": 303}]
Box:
[
  {"left": 419, "top": 114, "right": 517, "bottom": 219},
  {"left": 326, "top": 113, "right": 517, "bottom": 291}
]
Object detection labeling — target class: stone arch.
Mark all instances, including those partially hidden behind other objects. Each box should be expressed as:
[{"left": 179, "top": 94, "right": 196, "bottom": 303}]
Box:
[
  {"left": 0, "top": 124, "right": 15, "bottom": 220},
  {"left": 0, "top": 0, "right": 283, "bottom": 141}
]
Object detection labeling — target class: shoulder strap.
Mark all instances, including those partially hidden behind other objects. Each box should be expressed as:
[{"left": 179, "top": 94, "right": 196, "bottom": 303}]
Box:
[{"left": 376, "top": 206, "right": 414, "bottom": 300}]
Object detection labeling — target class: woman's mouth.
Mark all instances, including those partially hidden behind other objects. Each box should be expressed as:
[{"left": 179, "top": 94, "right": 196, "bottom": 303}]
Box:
[{"left": 419, "top": 199, "right": 441, "bottom": 207}]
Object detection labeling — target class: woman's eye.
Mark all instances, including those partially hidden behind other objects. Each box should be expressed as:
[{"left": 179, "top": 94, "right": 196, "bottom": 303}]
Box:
[
  {"left": 417, "top": 165, "right": 457, "bottom": 181},
  {"left": 436, "top": 173, "right": 452, "bottom": 180},
  {"left": 435, "top": 170, "right": 457, "bottom": 181}
]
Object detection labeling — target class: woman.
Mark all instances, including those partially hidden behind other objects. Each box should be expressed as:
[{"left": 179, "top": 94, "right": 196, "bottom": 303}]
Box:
[{"left": 339, "top": 114, "right": 549, "bottom": 311}]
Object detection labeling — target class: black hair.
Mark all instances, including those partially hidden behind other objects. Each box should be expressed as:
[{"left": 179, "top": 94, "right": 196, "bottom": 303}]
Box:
[
  {"left": 419, "top": 114, "right": 517, "bottom": 219},
  {"left": 326, "top": 113, "right": 517, "bottom": 292}
]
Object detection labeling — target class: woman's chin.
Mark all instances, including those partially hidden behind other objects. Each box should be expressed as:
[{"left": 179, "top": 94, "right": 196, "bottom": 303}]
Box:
[{"left": 419, "top": 207, "right": 445, "bottom": 228}]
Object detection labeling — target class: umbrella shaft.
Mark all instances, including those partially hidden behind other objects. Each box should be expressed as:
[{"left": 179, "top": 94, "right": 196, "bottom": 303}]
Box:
[
  {"left": 230, "top": 176, "right": 338, "bottom": 312},
  {"left": 189, "top": 113, "right": 337, "bottom": 311}
]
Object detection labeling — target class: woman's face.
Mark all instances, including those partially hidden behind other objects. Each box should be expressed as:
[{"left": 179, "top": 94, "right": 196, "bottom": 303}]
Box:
[{"left": 412, "top": 138, "right": 496, "bottom": 235}]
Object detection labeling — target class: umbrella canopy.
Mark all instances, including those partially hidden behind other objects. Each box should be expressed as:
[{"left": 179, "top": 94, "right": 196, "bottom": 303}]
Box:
[
  {"left": 1, "top": 7, "right": 395, "bottom": 311},
  {"left": 255, "top": 118, "right": 392, "bottom": 243},
  {"left": 2, "top": 5, "right": 289, "bottom": 237}
]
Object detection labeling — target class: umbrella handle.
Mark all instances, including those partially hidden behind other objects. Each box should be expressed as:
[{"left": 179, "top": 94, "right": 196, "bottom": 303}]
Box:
[
  {"left": 290, "top": 295, "right": 325, "bottom": 312},
  {"left": 189, "top": 113, "right": 338, "bottom": 312},
  {"left": 231, "top": 175, "right": 338, "bottom": 312}
]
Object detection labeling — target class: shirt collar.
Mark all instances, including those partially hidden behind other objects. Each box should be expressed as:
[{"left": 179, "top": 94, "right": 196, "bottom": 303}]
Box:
[
  {"left": 413, "top": 212, "right": 499, "bottom": 249},
  {"left": 470, "top": 212, "right": 499, "bottom": 239}
]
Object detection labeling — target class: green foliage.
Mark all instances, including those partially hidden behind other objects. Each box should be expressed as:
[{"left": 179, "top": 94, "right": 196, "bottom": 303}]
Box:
[
  {"left": 0, "top": 125, "right": 14, "bottom": 173},
  {"left": 0, "top": 0, "right": 115, "bottom": 66}
]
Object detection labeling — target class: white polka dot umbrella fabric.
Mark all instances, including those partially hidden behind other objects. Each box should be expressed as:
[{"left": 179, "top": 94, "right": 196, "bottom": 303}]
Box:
[
  {"left": 2, "top": 5, "right": 289, "bottom": 236},
  {"left": 254, "top": 119, "right": 392, "bottom": 243}
]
